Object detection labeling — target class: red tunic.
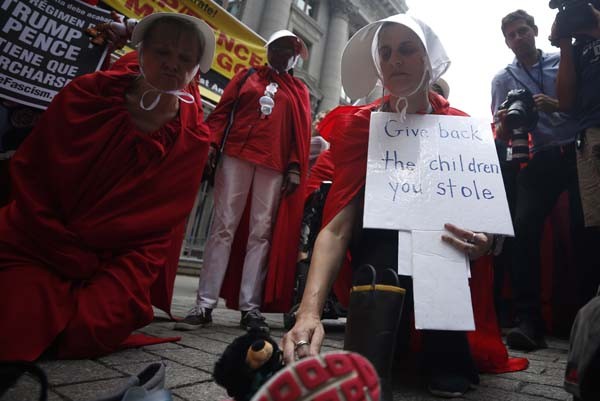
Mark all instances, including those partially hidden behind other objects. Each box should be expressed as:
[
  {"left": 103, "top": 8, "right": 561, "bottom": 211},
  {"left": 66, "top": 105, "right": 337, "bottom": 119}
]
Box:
[
  {"left": 302, "top": 149, "right": 353, "bottom": 306},
  {"left": 0, "top": 55, "right": 210, "bottom": 360},
  {"left": 305, "top": 149, "right": 334, "bottom": 196},
  {"left": 214, "top": 67, "right": 312, "bottom": 312},
  {"left": 207, "top": 66, "right": 301, "bottom": 172},
  {"left": 317, "top": 92, "right": 528, "bottom": 374}
]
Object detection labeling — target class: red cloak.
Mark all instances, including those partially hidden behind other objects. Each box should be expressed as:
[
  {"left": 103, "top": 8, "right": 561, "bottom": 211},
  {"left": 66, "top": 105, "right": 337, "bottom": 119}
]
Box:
[
  {"left": 317, "top": 92, "right": 528, "bottom": 374},
  {"left": 0, "top": 55, "right": 209, "bottom": 360},
  {"left": 305, "top": 149, "right": 334, "bottom": 196},
  {"left": 215, "top": 67, "right": 312, "bottom": 312}
]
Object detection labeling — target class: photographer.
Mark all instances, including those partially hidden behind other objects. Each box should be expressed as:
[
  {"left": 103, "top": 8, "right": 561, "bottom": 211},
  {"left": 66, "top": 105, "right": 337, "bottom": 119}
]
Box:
[
  {"left": 552, "top": 3, "right": 600, "bottom": 230},
  {"left": 491, "top": 10, "right": 580, "bottom": 351},
  {"left": 553, "top": 3, "right": 600, "bottom": 324}
]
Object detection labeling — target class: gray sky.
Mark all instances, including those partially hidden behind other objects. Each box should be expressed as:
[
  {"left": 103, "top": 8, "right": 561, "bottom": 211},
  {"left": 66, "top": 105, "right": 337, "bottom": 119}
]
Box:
[{"left": 406, "top": 0, "right": 558, "bottom": 118}]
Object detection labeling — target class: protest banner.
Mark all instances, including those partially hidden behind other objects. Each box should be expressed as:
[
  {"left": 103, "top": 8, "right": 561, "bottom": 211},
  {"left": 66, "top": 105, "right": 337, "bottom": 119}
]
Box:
[
  {"left": 0, "top": 0, "right": 111, "bottom": 109},
  {"left": 103, "top": 0, "right": 267, "bottom": 104},
  {"left": 364, "top": 112, "right": 514, "bottom": 236}
]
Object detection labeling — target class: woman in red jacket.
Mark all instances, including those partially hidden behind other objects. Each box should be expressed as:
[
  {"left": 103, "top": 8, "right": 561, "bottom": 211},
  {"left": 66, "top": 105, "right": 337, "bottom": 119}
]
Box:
[
  {"left": 175, "top": 30, "right": 312, "bottom": 332},
  {"left": 0, "top": 13, "right": 215, "bottom": 360},
  {"left": 279, "top": 14, "right": 526, "bottom": 400}
]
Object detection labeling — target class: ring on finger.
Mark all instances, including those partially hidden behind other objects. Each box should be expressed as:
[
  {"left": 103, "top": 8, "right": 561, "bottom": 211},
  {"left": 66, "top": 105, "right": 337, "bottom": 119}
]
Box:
[
  {"left": 294, "top": 340, "right": 310, "bottom": 351},
  {"left": 466, "top": 232, "right": 477, "bottom": 244}
]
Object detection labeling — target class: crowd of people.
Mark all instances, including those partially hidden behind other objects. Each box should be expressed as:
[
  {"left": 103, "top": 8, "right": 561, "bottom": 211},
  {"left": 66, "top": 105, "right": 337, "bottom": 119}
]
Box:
[{"left": 1, "top": 4, "right": 599, "bottom": 401}]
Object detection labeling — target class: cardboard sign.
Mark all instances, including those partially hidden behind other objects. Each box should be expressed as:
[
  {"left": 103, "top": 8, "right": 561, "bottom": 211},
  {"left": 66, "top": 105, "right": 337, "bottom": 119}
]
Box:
[
  {"left": 411, "top": 230, "right": 475, "bottom": 331},
  {"left": 364, "top": 113, "right": 514, "bottom": 236},
  {"left": 0, "top": 0, "right": 110, "bottom": 109}
]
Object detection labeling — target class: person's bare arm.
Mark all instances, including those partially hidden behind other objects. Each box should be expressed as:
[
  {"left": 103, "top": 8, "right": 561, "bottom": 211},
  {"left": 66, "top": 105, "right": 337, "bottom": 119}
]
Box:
[
  {"left": 281, "top": 195, "right": 360, "bottom": 364},
  {"left": 556, "top": 38, "right": 577, "bottom": 112}
]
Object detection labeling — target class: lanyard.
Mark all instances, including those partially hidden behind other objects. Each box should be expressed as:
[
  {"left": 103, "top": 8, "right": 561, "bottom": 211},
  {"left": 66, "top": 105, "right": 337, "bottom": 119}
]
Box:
[{"left": 521, "top": 52, "right": 544, "bottom": 94}]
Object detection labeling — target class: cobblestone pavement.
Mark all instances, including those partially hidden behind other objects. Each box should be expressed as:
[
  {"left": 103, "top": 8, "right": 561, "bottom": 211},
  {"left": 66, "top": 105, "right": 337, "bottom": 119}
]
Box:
[{"left": 3, "top": 275, "right": 574, "bottom": 401}]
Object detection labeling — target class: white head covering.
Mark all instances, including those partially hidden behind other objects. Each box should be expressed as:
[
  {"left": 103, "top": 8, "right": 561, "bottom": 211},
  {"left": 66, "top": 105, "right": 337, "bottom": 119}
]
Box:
[
  {"left": 265, "top": 30, "right": 309, "bottom": 59},
  {"left": 341, "top": 14, "right": 450, "bottom": 100},
  {"left": 265, "top": 30, "right": 309, "bottom": 72},
  {"left": 131, "top": 12, "right": 216, "bottom": 74},
  {"left": 130, "top": 13, "right": 216, "bottom": 110}
]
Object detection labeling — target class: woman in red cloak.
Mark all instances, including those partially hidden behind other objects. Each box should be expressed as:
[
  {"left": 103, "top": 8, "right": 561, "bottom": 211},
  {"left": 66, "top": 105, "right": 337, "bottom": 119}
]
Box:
[
  {"left": 0, "top": 13, "right": 215, "bottom": 361},
  {"left": 174, "top": 30, "right": 312, "bottom": 333},
  {"left": 281, "top": 14, "right": 527, "bottom": 400}
]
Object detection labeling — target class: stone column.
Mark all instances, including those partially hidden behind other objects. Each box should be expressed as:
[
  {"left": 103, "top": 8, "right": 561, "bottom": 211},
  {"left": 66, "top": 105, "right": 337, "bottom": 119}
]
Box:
[
  {"left": 318, "top": 0, "right": 350, "bottom": 112},
  {"left": 240, "top": 0, "right": 266, "bottom": 33},
  {"left": 258, "top": 0, "right": 293, "bottom": 40}
]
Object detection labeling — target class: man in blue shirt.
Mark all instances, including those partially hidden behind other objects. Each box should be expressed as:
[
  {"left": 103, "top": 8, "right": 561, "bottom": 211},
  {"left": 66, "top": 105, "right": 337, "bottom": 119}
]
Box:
[{"left": 491, "top": 10, "right": 580, "bottom": 351}]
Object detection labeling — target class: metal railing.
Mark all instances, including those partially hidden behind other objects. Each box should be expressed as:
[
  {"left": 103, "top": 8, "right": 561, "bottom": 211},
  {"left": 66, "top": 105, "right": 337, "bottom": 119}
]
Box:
[{"left": 180, "top": 181, "right": 215, "bottom": 262}]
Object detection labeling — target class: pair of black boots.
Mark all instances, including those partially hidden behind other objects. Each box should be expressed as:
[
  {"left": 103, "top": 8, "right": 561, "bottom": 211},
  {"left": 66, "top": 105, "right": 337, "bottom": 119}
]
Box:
[{"left": 343, "top": 265, "right": 478, "bottom": 400}]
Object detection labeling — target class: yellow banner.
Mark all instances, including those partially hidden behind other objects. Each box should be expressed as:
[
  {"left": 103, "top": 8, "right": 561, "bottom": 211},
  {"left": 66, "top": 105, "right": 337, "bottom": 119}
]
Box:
[{"left": 102, "top": 0, "right": 267, "bottom": 101}]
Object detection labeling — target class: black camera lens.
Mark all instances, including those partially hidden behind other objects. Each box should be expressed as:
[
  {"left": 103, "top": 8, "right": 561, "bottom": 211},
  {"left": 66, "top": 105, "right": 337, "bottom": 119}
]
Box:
[{"left": 504, "top": 101, "right": 528, "bottom": 130}]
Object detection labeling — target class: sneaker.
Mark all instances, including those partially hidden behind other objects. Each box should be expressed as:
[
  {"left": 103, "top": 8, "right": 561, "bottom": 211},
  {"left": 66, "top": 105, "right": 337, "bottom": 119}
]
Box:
[
  {"left": 240, "top": 310, "right": 269, "bottom": 332},
  {"left": 428, "top": 373, "right": 472, "bottom": 398},
  {"left": 506, "top": 318, "right": 547, "bottom": 351},
  {"left": 173, "top": 306, "right": 212, "bottom": 331},
  {"left": 250, "top": 351, "right": 380, "bottom": 401}
]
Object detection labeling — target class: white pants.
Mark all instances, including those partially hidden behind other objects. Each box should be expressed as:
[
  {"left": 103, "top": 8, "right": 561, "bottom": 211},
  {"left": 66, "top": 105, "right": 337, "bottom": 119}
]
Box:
[{"left": 196, "top": 154, "right": 283, "bottom": 311}]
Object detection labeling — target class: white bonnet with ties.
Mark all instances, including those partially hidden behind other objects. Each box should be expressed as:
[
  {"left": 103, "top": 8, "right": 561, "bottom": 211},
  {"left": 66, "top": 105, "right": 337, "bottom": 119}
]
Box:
[
  {"left": 341, "top": 14, "right": 451, "bottom": 100},
  {"left": 129, "top": 12, "right": 217, "bottom": 111},
  {"left": 265, "top": 29, "right": 309, "bottom": 60},
  {"left": 131, "top": 12, "right": 216, "bottom": 74}
]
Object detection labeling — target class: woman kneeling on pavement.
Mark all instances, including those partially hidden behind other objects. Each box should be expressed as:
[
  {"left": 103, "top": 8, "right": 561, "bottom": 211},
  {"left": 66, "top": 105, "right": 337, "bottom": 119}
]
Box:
[
  {"left": 281, "top": 14, "right": 527, "bottom": 400},
  {"left": 0, "top": 13, "right": 215, "bottom": 360}
]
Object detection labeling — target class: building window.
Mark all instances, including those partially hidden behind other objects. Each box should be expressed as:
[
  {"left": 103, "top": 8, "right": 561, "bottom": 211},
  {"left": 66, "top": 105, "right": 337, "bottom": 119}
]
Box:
[
  {"left": 214, "top": 0, "right": 243, "bottom": 18},
  {"left": 294, "top": 0, "right": 318, "bottom": 19}
]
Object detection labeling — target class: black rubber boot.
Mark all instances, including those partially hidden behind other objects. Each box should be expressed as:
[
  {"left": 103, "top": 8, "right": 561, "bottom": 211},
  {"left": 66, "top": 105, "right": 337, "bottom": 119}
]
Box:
[
  {"left": 422, "top": 330, "right": 479, "bottom": 398},
  {"left": 344, "top": 265, "right": 405, "bottom": 401}
]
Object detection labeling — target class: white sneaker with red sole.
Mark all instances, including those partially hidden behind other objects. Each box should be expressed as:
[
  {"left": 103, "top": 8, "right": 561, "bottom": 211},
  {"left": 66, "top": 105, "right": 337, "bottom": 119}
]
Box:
[{"left": 249, "top": 351, "right": 380, "bottom": 401}]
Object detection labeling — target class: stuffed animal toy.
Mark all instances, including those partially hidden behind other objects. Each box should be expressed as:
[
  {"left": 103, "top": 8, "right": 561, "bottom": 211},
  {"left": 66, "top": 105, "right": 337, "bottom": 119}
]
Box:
[{"left": 214, "top": 328, "right": 285, "bottom": 401}]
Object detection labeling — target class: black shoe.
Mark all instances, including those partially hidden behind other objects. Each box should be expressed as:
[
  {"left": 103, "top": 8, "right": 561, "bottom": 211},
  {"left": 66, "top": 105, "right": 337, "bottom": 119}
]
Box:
[
  {"left": 506, "top": 319, "right": 547, "bottom": 351},
  {"left": 1, "top": 362, "right": 48, "bottom": 401},
  {"left": 428, "top": 373, "right": 472, "bottom": 398},
  {"left": 240, "top": 310, "right": 269, "bottom": 332},
  {"left": 173, "top": 306, "right": 212, "bottom": 331}
]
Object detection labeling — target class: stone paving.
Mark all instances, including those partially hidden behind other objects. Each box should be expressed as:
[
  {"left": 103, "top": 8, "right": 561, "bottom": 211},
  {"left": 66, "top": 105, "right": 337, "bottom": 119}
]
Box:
[{"left": 3, "top": 275, "right": 574, "bottom": 401}]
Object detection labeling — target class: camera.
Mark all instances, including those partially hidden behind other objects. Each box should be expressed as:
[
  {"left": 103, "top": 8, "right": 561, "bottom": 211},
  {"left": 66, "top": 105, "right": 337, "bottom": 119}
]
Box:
[
  {"left": 499, "top": 89, "right": 539, "bottom": 162},
  {"left": 549, "top": 0, "right": 600, "bottom": 38}
]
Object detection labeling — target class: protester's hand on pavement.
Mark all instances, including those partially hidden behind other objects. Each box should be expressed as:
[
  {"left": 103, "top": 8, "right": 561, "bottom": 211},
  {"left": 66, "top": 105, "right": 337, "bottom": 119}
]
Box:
[
  {"left": 281, "top": 313, "right": 324, "bottom": 365},
  {"left": 533, "top": 94, "right": 559, "bottom": 113},
  {"left": 441, "top": 223, "right": 493, "bottom": 260}
]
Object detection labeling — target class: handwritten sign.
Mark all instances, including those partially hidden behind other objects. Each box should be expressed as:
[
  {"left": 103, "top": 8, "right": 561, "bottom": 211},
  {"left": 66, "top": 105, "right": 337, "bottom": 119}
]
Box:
[
  {"left": 364, "top": 113, "right": 514, "bottom": 236},
  {"left": 0, "top": 0, "right": 110, "bottom": 109}
]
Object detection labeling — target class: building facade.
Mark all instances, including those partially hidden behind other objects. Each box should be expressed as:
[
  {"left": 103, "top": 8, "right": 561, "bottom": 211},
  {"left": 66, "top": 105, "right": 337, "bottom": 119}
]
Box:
[{"left": 216, "top": 0, "right": 407, "bottom": 112}]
